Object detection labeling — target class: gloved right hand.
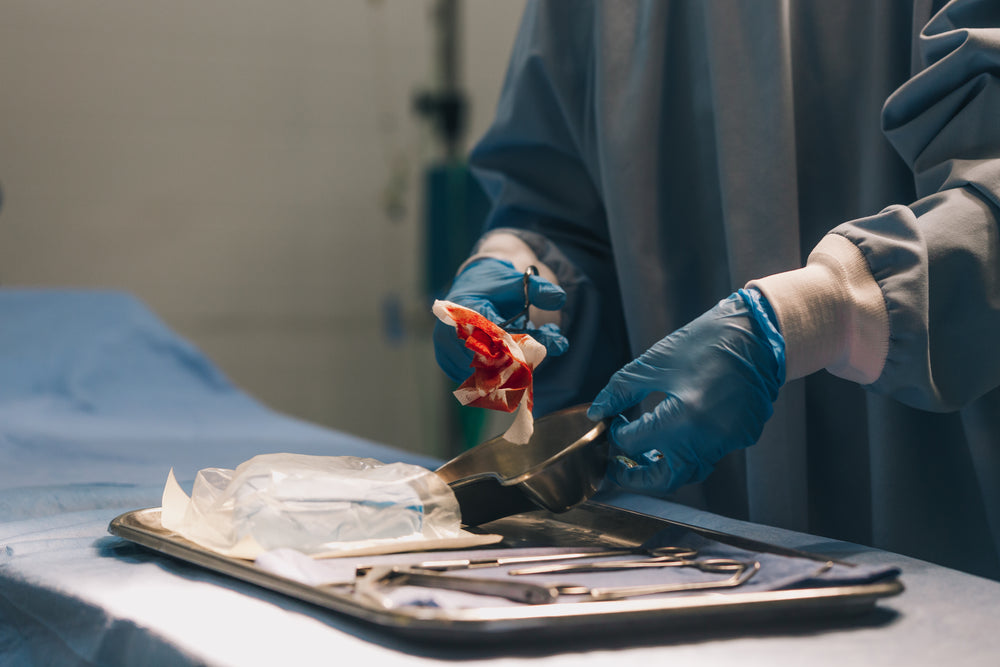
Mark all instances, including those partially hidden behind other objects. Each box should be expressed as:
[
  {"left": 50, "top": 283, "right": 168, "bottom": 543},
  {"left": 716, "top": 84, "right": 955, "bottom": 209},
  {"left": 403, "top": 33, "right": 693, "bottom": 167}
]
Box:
[
  {"left": 434, "top": 257, "right": 569, "bottom": 383},
  {"left": 586, "top": 290, "right": 784, "bottom": 496}
]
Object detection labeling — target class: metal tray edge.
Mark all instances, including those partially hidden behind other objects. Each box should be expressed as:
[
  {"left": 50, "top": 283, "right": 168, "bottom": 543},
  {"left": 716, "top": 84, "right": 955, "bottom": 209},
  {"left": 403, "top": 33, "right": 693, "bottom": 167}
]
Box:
[{"left": 107, "top": 505, "right": 903, "bottom": 640}]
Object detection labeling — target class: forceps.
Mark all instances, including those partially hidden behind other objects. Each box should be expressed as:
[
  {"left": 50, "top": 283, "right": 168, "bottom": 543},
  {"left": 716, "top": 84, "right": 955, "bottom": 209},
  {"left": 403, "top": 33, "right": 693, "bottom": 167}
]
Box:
[
  {"left": 497, "top": 265, "right": 539, "bottom": 332},
  {"left": 555, "top": 560, "right": 761, "bottom": 601},
  {"left": 507, "top": 548, "right": 762, "bottom": 601},
  {"left": 352, "top": 560, "right": 759, "bottom": 605},
  {"left": 355, "top": 566, "right": 560, "bottom": 605},
  {"left": 507, "top": 549, "right": 736, "bottom": 576},
  {"left": 387, "top": 545, "right": 698, "bottom": 573}
]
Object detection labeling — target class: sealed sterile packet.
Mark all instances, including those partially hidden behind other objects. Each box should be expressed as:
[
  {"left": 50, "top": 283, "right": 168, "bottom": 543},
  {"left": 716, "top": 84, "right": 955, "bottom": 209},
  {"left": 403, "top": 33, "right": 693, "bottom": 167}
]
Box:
[{"left": 160, "top": 453, "right": 468, "bottom": 559}]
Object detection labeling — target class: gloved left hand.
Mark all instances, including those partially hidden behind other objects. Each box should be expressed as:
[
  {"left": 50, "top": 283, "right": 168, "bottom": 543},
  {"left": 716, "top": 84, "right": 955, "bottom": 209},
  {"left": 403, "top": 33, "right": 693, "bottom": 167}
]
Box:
[
  {"left": 433, "top": 257, "right": 569, "bottom": 384},
  {"left": 586, "top": 289, "right": 785, "bottom": 496}
]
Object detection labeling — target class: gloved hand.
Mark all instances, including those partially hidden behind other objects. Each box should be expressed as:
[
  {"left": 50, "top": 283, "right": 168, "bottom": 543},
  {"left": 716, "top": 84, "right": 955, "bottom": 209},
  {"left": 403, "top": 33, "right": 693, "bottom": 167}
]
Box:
[
  {"left": 586, "top": 289, "right": 786, "bottom": 496},
  {"left": 434, "top": 257, "right": 569, "bottom": 383}
]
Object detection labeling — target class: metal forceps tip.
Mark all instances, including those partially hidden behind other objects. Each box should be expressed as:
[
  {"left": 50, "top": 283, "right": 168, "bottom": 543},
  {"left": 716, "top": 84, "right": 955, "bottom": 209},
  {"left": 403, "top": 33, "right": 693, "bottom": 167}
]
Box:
[{"left": 498, "top": 265, "right": 539, "bottom": 332}]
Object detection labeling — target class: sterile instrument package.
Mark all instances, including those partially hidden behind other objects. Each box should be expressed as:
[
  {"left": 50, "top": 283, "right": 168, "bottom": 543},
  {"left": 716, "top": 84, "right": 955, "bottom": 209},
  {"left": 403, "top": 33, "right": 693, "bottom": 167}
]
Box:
[{"left": 160, "top": 453, "right": 465, "bottom": 559}]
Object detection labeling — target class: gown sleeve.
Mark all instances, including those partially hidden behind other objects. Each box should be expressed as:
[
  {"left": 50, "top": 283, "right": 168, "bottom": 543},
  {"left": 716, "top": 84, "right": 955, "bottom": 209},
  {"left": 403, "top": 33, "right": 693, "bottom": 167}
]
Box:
[
  {"left": 756, "top": 0, "right": 1000, "bottom": 412},
  {"left": 464, "top": 0, "right": 630, "bottom": 413},
  {"left": 848, "top": 0, "right": 1000, "bottom": 410}
]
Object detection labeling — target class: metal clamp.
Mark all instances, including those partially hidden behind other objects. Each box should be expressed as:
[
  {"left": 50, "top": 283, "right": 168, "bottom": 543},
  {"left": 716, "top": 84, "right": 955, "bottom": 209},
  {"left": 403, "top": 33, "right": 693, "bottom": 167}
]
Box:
[{"left": 498, "top": 265, "right": 539, "bottom": 332}]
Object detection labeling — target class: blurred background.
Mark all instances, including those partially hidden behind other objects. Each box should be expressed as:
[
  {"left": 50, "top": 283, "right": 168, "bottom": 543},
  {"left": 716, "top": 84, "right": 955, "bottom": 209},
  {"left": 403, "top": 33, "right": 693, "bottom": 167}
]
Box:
[{"left": 0, "top": 0, "right": 526, "bottom": 459}]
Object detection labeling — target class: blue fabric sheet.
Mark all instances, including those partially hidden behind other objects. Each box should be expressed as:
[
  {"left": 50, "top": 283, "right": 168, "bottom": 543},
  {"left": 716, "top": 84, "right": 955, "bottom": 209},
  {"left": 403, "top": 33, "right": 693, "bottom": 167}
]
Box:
[
  {"left": 640, "top": 526, "right": 900, "bottom": 591},
  {"left": 0, "top": 289, "right": 438, "bottom": 497},
  {"left": 0, "top": 289, "right": 439, "bottom": 664}
]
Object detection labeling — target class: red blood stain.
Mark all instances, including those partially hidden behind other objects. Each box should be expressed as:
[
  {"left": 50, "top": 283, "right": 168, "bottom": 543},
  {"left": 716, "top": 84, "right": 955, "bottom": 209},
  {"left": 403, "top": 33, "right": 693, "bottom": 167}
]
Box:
[{"left": 444, "top": 304, "right": 538, "bottom": 414}]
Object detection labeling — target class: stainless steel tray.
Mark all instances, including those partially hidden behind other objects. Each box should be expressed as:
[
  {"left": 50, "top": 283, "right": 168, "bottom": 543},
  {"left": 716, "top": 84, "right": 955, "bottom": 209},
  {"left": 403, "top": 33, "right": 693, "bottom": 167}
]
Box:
[{"left": 107, "top": 502, "right": 903, "bottom": 642}]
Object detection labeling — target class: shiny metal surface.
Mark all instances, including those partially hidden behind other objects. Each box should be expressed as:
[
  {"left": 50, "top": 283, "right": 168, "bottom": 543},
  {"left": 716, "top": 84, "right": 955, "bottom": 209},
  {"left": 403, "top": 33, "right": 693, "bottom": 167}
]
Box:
[
  {"left": 577, "top": 560, "right": 761, "bottom": 600},
  {"left": 358, "top": 566, "right": 560, "bottom": 605},
  {"left": 435, "top": 404, "right": 610, "bottom": 525},
  {"left": 404, "top": 546, "right": 696, "bottom": 572},
  {"left": 497, "top": 265, "right": 539, "bottom": 332}
]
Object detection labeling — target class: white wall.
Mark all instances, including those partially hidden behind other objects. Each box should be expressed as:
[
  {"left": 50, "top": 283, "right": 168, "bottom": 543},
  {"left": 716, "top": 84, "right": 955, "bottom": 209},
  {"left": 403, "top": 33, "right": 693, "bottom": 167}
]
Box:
[{"left": 0, "top": 0, "right": 525, "bottom": 458}]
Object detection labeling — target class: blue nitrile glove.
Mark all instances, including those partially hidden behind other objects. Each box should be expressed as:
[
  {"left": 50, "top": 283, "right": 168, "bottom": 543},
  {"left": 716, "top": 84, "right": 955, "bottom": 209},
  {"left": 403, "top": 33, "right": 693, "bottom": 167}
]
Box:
[
  {"left": 433, "top": 257, "right": 569, "bottom": 383},
  {"left": 586, "top": 288, "right": 786, "bottom": 496}
]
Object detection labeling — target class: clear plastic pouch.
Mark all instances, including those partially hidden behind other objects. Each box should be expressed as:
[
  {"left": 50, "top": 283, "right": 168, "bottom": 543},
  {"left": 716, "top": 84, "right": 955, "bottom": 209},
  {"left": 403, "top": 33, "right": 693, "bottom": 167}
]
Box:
[{"left": 161, "top": 453, "right": 462, "bottom": 557}]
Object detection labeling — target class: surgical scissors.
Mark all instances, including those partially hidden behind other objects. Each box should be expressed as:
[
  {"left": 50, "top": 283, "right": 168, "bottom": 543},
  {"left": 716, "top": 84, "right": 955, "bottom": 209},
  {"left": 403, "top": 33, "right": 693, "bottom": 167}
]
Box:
[
  {"left": 497, "top": 265, "right": 539, "bottom": 332},
  {"left": 353, "top": 560, "right": 760, "bottom": 604},
  {"left": 506, "top": 547, "right": 762, "bottom": 601},
  {"left": 385, "top": 545, "right": 698, "bottom": 573},
  {"left": 507, "top": 550, "right": 738, "bottom": 576},
  {"left": 554, "top": 560, "right": 761, "bottom": 601},
  {"left": 353, "top": 547, "right": 762, "bottom": 605},
  {"left": 355, "top": 566, "right": 560, "bottom": 605}
]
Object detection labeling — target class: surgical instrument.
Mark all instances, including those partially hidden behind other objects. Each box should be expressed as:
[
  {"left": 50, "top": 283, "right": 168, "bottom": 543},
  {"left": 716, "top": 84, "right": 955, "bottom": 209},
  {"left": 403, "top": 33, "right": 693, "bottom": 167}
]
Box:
[
  {"left": 368, "top": 545, "right": 698, "bottom": 574},
  {"left": 507, "top": 551, "right": 741, "bottom": 576},
  {"left": 353, "top": 559, "right": 760, "bottom": 605},
  {"left": 554, "top": 560, "right": 761, "bottom": 600},
  {"left": 355, "top": 565, "right": 560, "bottom": 605},
  {"left": 497, "top": 265, "right": 539, "bottom": 331}
]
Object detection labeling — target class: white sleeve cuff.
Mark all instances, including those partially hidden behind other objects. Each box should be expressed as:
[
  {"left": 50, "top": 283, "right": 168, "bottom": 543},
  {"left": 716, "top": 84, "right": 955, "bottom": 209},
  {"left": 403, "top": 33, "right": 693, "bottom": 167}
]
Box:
[
  {"left": 747, "top": 233, "right": 889, "bottom": 384},
  {"left": 458, "top": 230, "right": 562, "bottom": 327}
]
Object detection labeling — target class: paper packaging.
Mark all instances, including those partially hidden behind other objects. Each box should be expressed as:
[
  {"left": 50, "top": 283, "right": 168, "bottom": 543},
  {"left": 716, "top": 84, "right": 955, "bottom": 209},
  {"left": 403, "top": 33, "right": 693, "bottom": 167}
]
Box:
[
  {"left": 160, "top": 453, "right": 500, "bottom": 560},
  {"left": 432, "top": 299, "right": 546, "bottom": 444}
]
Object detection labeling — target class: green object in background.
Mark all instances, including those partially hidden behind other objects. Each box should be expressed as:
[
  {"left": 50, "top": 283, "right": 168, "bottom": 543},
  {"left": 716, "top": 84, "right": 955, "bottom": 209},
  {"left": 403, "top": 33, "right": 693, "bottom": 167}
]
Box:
[
  {"left": 414, "top": 1, "right": 494, "bottom": 454},
  {"left": 423, "top": 161, "right": 491, "bottom": 301},
  {"left": 423, "top": 160, "right": 493, "bottom": 453},
  {"left": 455, "top": 400, "right": 489, "bottom": 452}
]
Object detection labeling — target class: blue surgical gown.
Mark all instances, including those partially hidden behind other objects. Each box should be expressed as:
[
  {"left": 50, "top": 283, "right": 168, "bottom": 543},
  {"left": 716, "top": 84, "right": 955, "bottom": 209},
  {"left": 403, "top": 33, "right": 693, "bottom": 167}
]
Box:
[{"left": 465, "top": 0, "right": 1000, "bottom": 579}]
